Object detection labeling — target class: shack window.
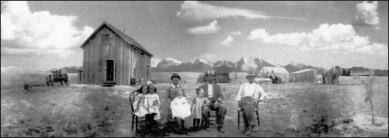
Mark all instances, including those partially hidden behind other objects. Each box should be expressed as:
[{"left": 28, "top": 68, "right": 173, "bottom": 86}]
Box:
[{"left": 102, "top": 34, "right": 111, "bottom": 45}]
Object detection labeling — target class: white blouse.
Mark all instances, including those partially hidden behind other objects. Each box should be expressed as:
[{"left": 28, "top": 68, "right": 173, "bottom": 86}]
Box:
[{"left": 236, "top": 82, "right": 266, "bottom": 101}]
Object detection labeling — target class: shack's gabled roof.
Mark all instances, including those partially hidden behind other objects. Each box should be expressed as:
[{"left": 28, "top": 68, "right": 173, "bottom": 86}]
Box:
[
  {"left": 291, "top": 68, "right": 315, "bottom": 74},
  {"left": 80, "top": 21, "right": 153, "bottom": 56}
]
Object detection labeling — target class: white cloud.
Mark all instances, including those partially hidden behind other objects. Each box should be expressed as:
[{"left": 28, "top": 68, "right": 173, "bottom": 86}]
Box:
[
  {"left": 248, "top": 28, "right": 307, "bottom": 46},
  {"left": 248, "top": 23, "right": 388, "bottom": 56},
  {"left": 355, "top": 1, "right": 379, "bottom": 26},
  {"left": 187, "top": 20, "right": 220, "bottom": 34},
  {"left": 220, "top": 31, "right": 241, "bottom": 46},
  {"left": 2, "top": 47, "right": 73, "bottom": 57},
  {"left": 1, "top": 1, "right": 93, "bottom": 57},
  {"left": 1, "top": 66, "right": 24, "bottom": 75},
  {"left": 197, "top": 53, "right": 220, "bottom": 62},
  {"left": 221, "top": 35, "right": 234, "bottom": 46},
  {"left": 165, "top": 57, "right": 182, "bottom": 65},
  {"left": 231, "top": 31, "right": 242, "bottom": 36},
  {"left": 177, "top": 1, "right": 271, "bottom": 21}
]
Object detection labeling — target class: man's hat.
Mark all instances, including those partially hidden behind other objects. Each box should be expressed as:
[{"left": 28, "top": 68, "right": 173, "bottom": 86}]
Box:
[
  {"left": 246, "top": 70, "right": 257, "bottom": 77},
  {"left": 205, "top": 70, "right": 215, "bottom": 77}
]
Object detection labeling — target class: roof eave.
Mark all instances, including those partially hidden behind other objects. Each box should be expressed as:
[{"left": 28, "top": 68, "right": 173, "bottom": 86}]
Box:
[
  {"left": 80, "top": 22, "right": 107, "bottom": 49},
  {"left": 79, "top": 22, "right": 154, "bottom": 57}
]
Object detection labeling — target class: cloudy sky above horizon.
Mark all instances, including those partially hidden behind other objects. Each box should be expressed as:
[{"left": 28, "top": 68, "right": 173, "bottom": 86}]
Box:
[{"left": 1, "top": 1, "right": 388, "bottom": 71}]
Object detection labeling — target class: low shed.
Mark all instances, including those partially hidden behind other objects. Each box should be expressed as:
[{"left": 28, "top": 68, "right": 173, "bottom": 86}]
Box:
[{"left": 290, "top": 69, "right": 317, "bottom": 83}]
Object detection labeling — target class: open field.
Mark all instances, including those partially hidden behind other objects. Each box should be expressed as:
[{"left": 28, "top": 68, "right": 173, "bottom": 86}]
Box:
[
  {"left": 151, "top": 72, "right": 202, "bottom": 83},
  {"left": 151, "top": 72, "right": 266, "bottom": 84},
  {"left": 1, "top": 73, "right": 388, "bottom": 137},
  {"left": 1, "top": 72, "right": 79, "bottom": 90}
]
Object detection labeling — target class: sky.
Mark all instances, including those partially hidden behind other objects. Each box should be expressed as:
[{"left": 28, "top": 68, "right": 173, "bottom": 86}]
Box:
[{"left": 1, "top": 1, "right": 388, "bottom": 72}]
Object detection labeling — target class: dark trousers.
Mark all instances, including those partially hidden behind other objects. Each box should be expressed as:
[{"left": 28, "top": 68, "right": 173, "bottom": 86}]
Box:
[
  {"left": 145, "top": 113, "right": 157, "bottom": 126},
  {"left": 175, "top": 117, "right": 186, "bottom": 133},
  {"left": 202, "top": 102, "right": 227, "bottom": 128},
  {"left": 143, "top": 113, "right": 158, "bottom": 134},
  {"left": 239, "top": 97, "right": 257, "bottom": 128}
]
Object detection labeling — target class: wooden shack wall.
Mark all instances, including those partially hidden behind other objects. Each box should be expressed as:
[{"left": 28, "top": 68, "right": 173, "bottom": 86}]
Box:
[{"left": 81, "top": 26, "right": 151, "bottom": 85}]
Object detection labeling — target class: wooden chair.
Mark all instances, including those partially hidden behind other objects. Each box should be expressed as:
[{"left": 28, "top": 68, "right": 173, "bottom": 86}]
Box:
[
  {"left": 128, "top": 91, "right": 146, "bottom": 134},
  {"left": 209, "top": 110, "right": 217, "bottom": 125},
  {"left": 237, "top": 108, "right": 260, "bottom": 130}
]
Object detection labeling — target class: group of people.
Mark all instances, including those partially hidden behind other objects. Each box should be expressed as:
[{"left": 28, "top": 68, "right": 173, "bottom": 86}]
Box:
[{"left": 131, "top": 70, "right": 266, "bottom": 136}]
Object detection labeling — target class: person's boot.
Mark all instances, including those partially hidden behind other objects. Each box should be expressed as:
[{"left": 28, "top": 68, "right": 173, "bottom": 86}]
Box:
[
  {"left": 194, "top": 119, "right": 198, "bottom": 130},
  {"left": 202, "top": 119, "right": 210, "bottom": 132},
  {"left": 200, "top": 119, "right": 205, "bottom": 128},
  {"left": 241, "top": 122, "right": 250, "bottom": 134},
  {"left": 217, "top": 126, "right": 225, "bottom": 133},
  {"left": 205, "top": 121, "right": 210, "bottom": 129},
  {"left": 192, "top": 119, "right": 196, "bottom": 130},
  {"left": 252, "top": 125, "right": 260, "bottom": 132},
  {"left": 182, "top": 120, "right": 189, "bottom": 135},
  {"left": 241, "top": 126, "right": 249, "bottom": 134},
  {"left": 244, "top": 127, "right": 253, "bottom": 136}
]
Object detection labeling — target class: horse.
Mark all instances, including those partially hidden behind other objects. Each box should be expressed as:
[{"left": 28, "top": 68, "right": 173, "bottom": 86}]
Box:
[
  {"left": 322, "top": 66, "right": 342, "bottom": 84},
  {"left": 332, "top": 66, "right": 342, "bottom": 84},
  {"left": 269, "top": 74, "right": 282, "bottom": 84}
]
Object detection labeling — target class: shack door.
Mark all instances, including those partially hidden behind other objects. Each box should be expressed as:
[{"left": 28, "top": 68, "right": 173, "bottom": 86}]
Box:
[{"left": 106, "top": 60, "right": 114, "bottom": 81}]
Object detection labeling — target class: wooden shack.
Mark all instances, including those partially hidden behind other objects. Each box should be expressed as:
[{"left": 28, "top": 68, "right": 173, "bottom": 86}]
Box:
[{"left": 80, "top": 22, "right": 153, "bottom": 85}]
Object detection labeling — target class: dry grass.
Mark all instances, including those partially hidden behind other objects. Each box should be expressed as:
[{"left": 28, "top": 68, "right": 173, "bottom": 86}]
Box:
[
  {"left": 1, "top": 76, "right": 387, "bottom": 137},
  {"left": 1, "top": 86, "right": 130, "bottom": 137}
]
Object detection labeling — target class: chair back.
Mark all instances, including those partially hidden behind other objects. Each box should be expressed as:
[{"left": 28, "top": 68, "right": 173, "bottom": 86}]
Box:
[{"left": 128, "top": 90, "right": 139, "bottom": 113}]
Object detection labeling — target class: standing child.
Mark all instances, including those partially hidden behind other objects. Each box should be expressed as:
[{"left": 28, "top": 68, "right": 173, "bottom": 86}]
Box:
[{"left": 191, "top": 88, "right": 209, "bottom": 130}]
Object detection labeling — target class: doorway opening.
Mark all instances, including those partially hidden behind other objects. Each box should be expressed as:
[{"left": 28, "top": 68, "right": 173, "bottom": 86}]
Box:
[{"left": 106, "top": 60, "right": 114, "bottom": 81}]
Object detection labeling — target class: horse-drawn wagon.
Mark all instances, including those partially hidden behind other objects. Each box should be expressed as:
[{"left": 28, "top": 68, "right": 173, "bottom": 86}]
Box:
[
  {"left": 46, "top": 69, "right": 69, "bottom": 87},
  {"left": 23, "top": 69, "right": 69, "bottom": 90}
]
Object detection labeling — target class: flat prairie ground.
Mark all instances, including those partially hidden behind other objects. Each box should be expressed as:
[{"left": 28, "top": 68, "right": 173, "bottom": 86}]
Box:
[{"left": 1, "top": 75, "right": 388, "bottom": 137}]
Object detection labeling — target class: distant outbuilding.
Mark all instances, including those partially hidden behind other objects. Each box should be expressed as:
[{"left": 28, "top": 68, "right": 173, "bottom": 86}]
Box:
[
  {"left": 290, "top": 68, "right": 317, "bottom": 83},
  {"left": 259, "top": 66, "right": 290, "bottom": 82}
]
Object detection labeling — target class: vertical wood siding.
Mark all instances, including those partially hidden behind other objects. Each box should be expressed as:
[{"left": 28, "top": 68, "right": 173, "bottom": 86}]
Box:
[{"left": 82, "top": 25, "right": 151, "bottom": 85}]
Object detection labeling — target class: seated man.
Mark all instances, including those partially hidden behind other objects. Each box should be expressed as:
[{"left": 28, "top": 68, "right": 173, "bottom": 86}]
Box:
[
  {"left": 236, "top": 71, "right": 266, "bottom": 136},
  {"left": 197, "top": 72, "right": 227, "bottom": 133}
]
